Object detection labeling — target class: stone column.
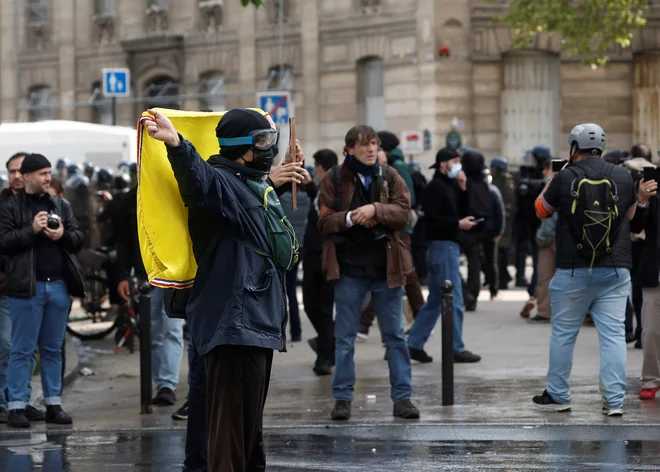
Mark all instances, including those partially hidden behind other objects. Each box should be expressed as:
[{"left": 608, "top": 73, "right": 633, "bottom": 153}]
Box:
[
  {"left": 57, "top": 0, "right": 76, "bottom": 120},
  {"left": 0, "top": 0, "right": 19, "bottom": 121},
  {"left": 238, "top": 4, "right": 257, "bottom": 108},
  {"left": 416, "top": 0, "right": 436, "bottom": 168},
  {"left": 300, "top": 0, "right": 320, "bottom": 153}
]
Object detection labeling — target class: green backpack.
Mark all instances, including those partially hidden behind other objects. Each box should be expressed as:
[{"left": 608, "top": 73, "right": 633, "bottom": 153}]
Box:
[{"left": 234, "top": 177, "right": 299, "bottom": 271}]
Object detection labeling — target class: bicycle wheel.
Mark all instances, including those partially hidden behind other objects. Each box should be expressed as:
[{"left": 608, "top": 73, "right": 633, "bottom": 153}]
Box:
[{"left": 67, "top": 274, "right": 119, "bottom": 340}]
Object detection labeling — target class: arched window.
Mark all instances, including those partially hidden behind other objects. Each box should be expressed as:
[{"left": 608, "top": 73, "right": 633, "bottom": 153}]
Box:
[
  {"left": 357, "top": 57, "right": 384, "bottom": 130},
  {"left": 28, "top": 85, "right": 53, "bottom": 122},
  {"left": 91, "top": 81, "right": 113, "bottom": 125},
  {"left": 199, "top": 72, "right": 226, "bottom": 111},
  {"left": 143, "top": 76, "right": 180, "bottom": 110},
  {"left": 266, "top": 65, "right": 293, "bottom": 90}
]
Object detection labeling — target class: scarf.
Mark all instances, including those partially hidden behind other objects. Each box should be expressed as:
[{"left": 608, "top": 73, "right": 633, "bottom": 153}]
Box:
[{"left": 345, "top": 154, "right": 379, "bottom": 190}]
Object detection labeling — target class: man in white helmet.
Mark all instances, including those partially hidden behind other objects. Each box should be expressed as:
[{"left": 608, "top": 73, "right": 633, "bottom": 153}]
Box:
[{"left": 533, "top": 123, "right": 656, "bottom": 416}]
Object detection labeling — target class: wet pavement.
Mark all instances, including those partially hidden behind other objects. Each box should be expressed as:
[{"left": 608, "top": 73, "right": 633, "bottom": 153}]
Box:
[
  {"left": 2, "top": 426, "right": 660, "bottom": 471},
  {"left": 2, "top": 287, "right": 660, "bottom": 470}
]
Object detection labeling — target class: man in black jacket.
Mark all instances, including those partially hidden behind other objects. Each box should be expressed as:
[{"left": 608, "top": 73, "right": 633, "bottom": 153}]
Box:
[
  {"left": 303, "top": 149, "right": 338, "bottom": 376},
  {"left": 0, "top": 154, "right": 84, "bottom": 428},
  {"left": 407, "top": 148, "right": 482, "bottom": 364}
]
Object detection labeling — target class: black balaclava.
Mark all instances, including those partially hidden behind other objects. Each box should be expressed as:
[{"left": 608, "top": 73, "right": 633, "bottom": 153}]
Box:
[{"left": 216, "top": 109, "right": 276, "bottom": 172}]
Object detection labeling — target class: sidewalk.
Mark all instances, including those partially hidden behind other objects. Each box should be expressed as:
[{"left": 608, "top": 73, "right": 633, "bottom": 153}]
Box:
[{"left": 4, "top": 287, "right": 657, "bottom": 434}]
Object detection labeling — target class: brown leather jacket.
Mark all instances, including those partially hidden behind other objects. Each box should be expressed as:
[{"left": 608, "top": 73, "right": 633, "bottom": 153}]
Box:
[{"left": 318, "top": 163, "right": 413, "bottom": 288}]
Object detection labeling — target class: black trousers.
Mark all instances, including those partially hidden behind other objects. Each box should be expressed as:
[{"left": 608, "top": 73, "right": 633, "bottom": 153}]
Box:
[
  {"left": 184, "top": 339, "right": 207, "bottom": 472},
  {"left": 205, "top": 345, "right": 273, "bottom": 472},
  {"left": 498, "top": 246, "right": 512, "bottom": 289},
  {"left": 302, "top": 253, "right": 335, "bottom": 363},
  {"left": 482, "top": 238, "right": 499, "bottom": 297},
  {"left": 462, "top": 239, "right": 483, "bottom": 306}
]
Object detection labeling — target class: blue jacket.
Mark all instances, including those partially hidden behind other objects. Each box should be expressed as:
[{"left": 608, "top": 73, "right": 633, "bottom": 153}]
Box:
[{"left": 167, "top": 138, "right": 287, "bottom": 356}]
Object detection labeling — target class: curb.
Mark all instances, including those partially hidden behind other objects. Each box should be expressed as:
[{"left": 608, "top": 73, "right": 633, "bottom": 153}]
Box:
[{"left": 62, "top": 333, "right": 80, "bottom": 388}]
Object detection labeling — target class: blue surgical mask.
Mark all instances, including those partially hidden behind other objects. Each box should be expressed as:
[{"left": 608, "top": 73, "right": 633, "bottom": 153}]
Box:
[{"left": 448, "top": 163, "right": 463, "bottom": 179}]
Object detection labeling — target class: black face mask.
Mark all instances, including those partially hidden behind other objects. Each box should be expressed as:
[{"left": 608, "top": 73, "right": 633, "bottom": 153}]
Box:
[{"left": 245, "top": 148, "right": 276, "bottom": 172}]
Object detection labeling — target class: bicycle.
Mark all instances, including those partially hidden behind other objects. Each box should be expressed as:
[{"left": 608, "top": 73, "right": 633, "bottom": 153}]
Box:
[
  {"left": 66, "top": 247, "right": 120, "bottom": 340},
  {"left": 113, "top": 278, "right": 152, "bottom": 354}
]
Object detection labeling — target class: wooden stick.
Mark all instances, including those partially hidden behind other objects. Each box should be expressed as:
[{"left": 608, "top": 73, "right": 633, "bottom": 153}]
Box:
[{"left": 289, "top": 117, "right": 297, "bottom": 210}]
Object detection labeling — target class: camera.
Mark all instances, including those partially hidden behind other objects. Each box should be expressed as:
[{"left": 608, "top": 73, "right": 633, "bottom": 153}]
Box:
[
  {"left": 372, "top": 225, "right": 389, "bottom": 242},
  {"left": 47, "top": 213, "right": 61, "bottom": 230}
]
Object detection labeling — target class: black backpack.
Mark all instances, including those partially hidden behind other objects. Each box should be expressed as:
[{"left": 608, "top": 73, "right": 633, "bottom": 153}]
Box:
[{"left": 567, "top": 166, "right": 621, "bottom": 272}]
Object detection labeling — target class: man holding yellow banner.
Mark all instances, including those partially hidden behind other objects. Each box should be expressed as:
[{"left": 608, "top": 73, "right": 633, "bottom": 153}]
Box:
[{"left": 144, "top": 107, "right": 300, "bottom": 472}]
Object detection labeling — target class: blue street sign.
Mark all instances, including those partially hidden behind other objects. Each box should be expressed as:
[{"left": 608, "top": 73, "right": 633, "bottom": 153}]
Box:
[
  {"left": 102, "top": 68, "right": 131, "bottom": 98},
  {"left": 257, "top": 91, "right": 291, "bottom": 125}
]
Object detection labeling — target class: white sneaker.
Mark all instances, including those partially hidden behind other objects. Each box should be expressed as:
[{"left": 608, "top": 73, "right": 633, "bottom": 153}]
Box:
[{"left": 602, "top": 407, "right": 624, "bottom": 417}]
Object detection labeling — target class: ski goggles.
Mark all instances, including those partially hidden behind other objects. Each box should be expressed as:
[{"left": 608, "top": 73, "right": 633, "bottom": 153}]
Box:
[{"left": 218, "top": 128, "right": 279, "bottom": 151}]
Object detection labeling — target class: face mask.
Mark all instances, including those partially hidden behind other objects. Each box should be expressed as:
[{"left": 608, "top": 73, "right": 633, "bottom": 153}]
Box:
[
  {"left": 448, "top": 162, "right": 462, "bottom": 179},
  {"left": 245, "top": 148, "right": 275, "bottom": 172}
]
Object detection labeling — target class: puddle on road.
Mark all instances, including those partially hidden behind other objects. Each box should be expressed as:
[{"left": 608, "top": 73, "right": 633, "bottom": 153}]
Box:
[{"left": 0, "top": 430, "right": 659, "bottom": 471}]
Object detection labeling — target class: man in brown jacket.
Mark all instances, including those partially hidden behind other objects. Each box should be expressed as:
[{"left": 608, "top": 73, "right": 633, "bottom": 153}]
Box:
[{"left": 318, "top": 125, "right": 419, "bottom": 421}]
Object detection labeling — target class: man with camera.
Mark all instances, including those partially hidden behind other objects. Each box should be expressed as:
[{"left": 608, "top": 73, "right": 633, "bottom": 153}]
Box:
[
  {"left": 0, "top": 154, "right": 84, "bottom": 428},
  {"left": 318, "top": 125, "right": 419, "bottom": 421},
  {"left": 533, "top": 124, "right": 655, "bottom": 416}
]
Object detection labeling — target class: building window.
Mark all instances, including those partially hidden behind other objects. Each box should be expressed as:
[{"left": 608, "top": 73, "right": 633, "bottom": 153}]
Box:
[
  {"left": 146, "top": 0, "right": 168, "bottom": 32},
  {"left": 91, "top": 82, "right": 113, "bottom": 125},
  {"left": 265, "top": 0, "right": 290, "bottom": 25},
  {"left": 200, "top": 73, "right": 226, "bottom": 111},
  {"left": 143, "top": 76, "right": 180, "bottom": 110},
  {"left": 148, "top": 0, "right": 168, "bottom": 7},
  {"left": 28, "top": 85, "right": 53, "bottom": 122},
  {"left": 357, "top": 57, "right": 385, "bottom": 131},
  {"left": 27, "top": 0, "right": 49, "bottom": 49},
  {"left": 199, "top": 0, "right": 223, "bottom": 32},
  {"left": 357, "top": 0, "right": 381, "bottom": 14},
  {"left": 95, "top": 0, "right": 115, "bottom": 15},
  {"left": 266, "top": 65, "right": 293, "bottom": 90}
]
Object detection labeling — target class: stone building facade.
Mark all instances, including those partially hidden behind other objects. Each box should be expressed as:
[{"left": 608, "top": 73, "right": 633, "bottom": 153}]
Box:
[{"left": 1, "top": 0, "right": 660, "bottom": 168}]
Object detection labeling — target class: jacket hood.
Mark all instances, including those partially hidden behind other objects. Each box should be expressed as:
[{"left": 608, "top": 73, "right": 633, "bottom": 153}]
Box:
[
  {"left": 461, "top": 149, "right": 485, "bottom": 178},
  {"left": 624, "top": 157, "right": 656, "bottom": 172},
  {"left": 387, "top": 147, "right": 405, "bottom": 165}
]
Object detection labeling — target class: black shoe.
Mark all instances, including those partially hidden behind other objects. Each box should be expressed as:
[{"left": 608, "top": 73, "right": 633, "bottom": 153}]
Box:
[
  {"left": 357, "top": 325, "right": 369, "bottom": 341},
  {"left": 308, "top": 337, "right": 318, "bottom": 354},
  {"left": 465, "top": 304, "right": 477, "bottom": 312},
  {"left": 331, "top": 400, "right": 351, "bottom": 421},
  {"left": 25, "top": 404, "right": 46, "bottom": 422},
  {"left": 171, "top": 401, "right": 189, "bottom": 420},
  {"left": 528, "top": 315, "right": 551, "bottom": 323},
  {"left": 409, "top": 347, "right": 433, "bottom": 364},
  {"left": 291, "top": 335, "right": 302, "bottom": 343},
  {"left": 7, "top": 409, "right": 29, "bottom": 428},
  {"left": 0, "top": 407, "right": 7, "bottom": 424},
  {"left": 626, "top": 332, "right": 637, "bottom": 344},
  {"left": 153, "top": 387, "right": 177, "bottom": 406},
  {"left": 532, "top": 389, "right": 571, "bottom": 412},
  {"left": 46, "top": 405, "right": 72, "bottom": 425},
  {"left": 635, "top": 339, "right": 643, "bottom": 349},
  {"left": 313, "top": 359, "right": 333, "bottom": 376},
  {"left": 454, "top": 350, "right": 481, "bottom": 363},
  {"left": 393, "top": 399, "right": 420, "bottom": 419},
  {"left": 515, "top": 279, "right": 528, "bottom": 288}
]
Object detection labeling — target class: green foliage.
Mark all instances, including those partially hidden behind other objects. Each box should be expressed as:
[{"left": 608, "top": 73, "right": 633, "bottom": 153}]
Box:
[
  {"left": 241, "top": 0, "right": 263, "bottom": 7},
  {"left": 494, "top": 0, "right": 648, "bottom": 66}
]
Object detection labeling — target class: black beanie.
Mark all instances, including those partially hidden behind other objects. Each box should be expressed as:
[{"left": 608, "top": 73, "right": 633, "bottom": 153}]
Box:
[
  {"left": 216, "top": 109, "right": 272, "bottom": 161},
  {"left": 20, "top": 153, "right": 51, "bottom": 174},
  {"left": 377, "top": 131, "right": 400, "bottom": 153}
]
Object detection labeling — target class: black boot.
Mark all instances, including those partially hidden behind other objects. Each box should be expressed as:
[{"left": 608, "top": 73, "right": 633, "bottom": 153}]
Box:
[
  {"left": 46, "top": 405, "right": 72, "bottom": 425},
  {"left": 8, "top": 409, "right": 30, "bottom": 428},
  {"left": 330, "top": 400, "right": 351, "bottom": 421}
]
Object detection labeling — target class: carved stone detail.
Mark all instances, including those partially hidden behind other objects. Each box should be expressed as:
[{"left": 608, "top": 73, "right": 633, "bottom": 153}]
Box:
[
  {"left": 146, "top": 4, "right": 168, "bottom": 33},
  {"left": 199, "top": 0, "right": 223, "bottom": 33},
  {"left": 265, "top": 0, "right": 290, "bottom": 25},
  {"left": 93, "top": 13, "right": 115, "bottom": 43},
  {"left": 357, "top": 0, "right": 381, "bottom": 15}
]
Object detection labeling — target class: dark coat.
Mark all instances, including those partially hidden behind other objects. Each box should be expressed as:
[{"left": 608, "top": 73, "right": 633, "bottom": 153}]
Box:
[
  {"left": 0, "top": 191, "right": 84, "bottom": 298},
  {"left": 167, "top": 138, "right": 287, "bottom": 356}
]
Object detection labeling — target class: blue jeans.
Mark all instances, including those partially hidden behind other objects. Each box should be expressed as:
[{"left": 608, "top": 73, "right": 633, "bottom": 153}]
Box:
[
  {"left": 150, "top": 287, "right": 184, "bottom": 392},
  {"left": 408, "top": 240, "right": 465, "bottom": 352},
  {"left": 7, "top": 280, "right": 70, "bottom": 409},
  {"left": 547, "top": 268, "right": 630, "bottom": 409},
  {"left": 333, "top": 275, "right": 412, "bottom": 402},
  {"left": 184, "top": 339, "right": 207, "bottom": 472}
]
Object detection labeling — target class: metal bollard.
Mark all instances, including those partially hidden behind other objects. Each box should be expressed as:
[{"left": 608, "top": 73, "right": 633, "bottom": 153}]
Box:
[
  {"left": 441, "top": 280, "right": 454, "bottom": 406},
  {"left": 138, "top": 288, "right": 153, "bottom": 415}
]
